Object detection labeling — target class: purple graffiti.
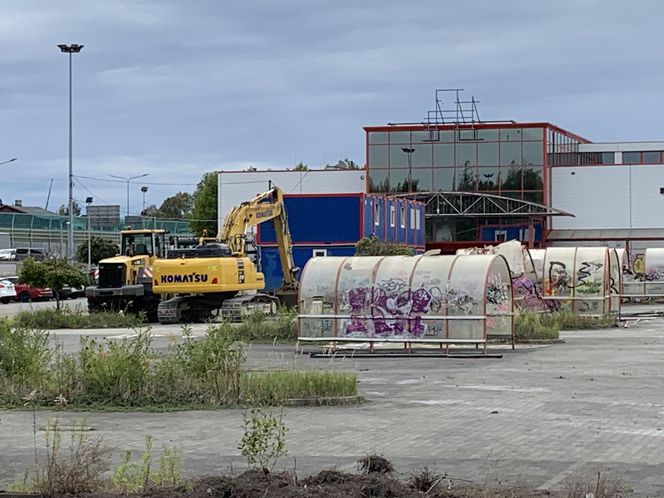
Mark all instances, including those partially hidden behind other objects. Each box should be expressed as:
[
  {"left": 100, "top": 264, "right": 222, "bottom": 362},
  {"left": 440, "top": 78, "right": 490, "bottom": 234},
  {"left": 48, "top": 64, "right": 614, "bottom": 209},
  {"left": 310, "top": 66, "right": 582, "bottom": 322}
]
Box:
[{"left": 342, "top": 283, "right": 442, "bottom": 338}]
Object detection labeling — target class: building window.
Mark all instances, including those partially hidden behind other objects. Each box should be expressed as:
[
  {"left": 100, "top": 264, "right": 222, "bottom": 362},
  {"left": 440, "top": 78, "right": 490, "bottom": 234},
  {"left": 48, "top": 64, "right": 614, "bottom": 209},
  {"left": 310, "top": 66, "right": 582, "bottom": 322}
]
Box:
[
  {"left": 622, "top": 151, "right": 664, "bottom": 164},
  {"left": 374, "top": 202, "right": 380, "bottom": 226},
  {"left": 415, "top": 209, "right": 421, "bottom": 230},
  {"left": 495, "top": 230, "right": 507, "bottom": 242},
  {"left": 622, "top": 152, "right": 641, "bottom": 164},
  {"left": 312, "top": 249, "right": 327, "bottom": 257},
  {"left": 643, "top": 151, "right": 662, "bottom": 163},
  {"left": 409, "top": 208, "right": 416, "bottom": 229},
  {"left": 390, "top": 206, "right": 396, "bottom": 227},
  {"left": 400, "top": 206, "right": 406, "bottom": 228}
]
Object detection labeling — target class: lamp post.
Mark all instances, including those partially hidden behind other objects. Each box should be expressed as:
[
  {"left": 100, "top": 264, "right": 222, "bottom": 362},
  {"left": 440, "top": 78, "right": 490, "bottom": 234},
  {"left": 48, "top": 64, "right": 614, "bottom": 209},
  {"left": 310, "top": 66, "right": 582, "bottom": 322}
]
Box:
[
  {"left": 109, "top": 173, "right": 148, "bottom": 220},
  {"left": 58, "top": 43, "right": 84, "bottom": 261},
  {"left": 85, "top": 197, "right": 93, "bottom": 271},
  {"left": 401, "top": 147, "right": 415, "bottom": 192},
  {"left": 141, "top": 186, "right": 148, "bottom": 213},
  {"left": 0, "top": 158, "right": 17, "bottom": 166}
]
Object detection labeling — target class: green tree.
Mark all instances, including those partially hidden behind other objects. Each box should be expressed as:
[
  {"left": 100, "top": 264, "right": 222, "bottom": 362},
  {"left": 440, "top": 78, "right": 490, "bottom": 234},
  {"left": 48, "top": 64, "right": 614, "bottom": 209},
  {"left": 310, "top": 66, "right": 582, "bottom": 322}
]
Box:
[
  {"left": 76, "top": 237, "right": 119, "bottom": 265},
  {"left": 141, "top": 192, "right": 193, "bottom": 219},
  {"left": 20, "top": 258, "right": 88, "bottom": 310},
  {"left": 293, "top": 162, "right": 308, "bottom": 171},
  {"left": 58, "top": 201, "right": 81, "bottom": 216},
  {"left": 189, "top": 172, "right": 218, "bottom": 236},
  {"left": 155, "top": 192, "right": 193, "bottom": 219}
]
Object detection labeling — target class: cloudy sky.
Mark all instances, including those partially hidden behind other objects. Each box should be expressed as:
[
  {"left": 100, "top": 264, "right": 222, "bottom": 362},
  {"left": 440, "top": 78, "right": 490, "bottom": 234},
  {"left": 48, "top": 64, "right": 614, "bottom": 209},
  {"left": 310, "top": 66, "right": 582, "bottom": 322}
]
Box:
[{"left": 2, "top": 0, "right": 663, "bottom": 216}]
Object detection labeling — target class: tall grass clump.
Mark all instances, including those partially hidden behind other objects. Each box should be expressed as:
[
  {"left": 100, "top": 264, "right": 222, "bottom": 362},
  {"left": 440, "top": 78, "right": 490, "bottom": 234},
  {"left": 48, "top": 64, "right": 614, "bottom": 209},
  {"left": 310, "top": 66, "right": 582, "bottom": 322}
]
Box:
[
  {"left": 515, "top": 312, "right": 560, "bottom": 342},
  {"left": 515, "top": 310, "right": 618, "bottom": 342},
  {"left": 233, "top": 308, "right": 296, "bottom": 343},
  {"left": 554, "top": 311, "right": 617, "bottom": 330},
  {"left": 0, "top": 319, "right": 52, "bottom": 401},
  {"left": 14, "top": 306, "right": 143, "bottom": 329},
  {"left": 242, "top": 370, "right": 358, "bottom": 405}
]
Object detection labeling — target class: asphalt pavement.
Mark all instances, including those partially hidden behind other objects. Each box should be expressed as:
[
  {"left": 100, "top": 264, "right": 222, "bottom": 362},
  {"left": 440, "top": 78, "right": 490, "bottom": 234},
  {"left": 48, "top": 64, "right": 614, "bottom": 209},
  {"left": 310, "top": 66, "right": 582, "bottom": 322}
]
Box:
[{"left": 2, "top": 317, "right": 664, "bottom": 495}]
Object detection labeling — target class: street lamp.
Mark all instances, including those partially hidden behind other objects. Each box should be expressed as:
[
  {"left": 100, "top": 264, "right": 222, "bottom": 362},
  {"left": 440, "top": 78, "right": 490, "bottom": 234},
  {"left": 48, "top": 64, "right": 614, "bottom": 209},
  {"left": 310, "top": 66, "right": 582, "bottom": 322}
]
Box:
[
  {"left": 401, "top": 147, "right": 415, "bottom": 192},
  {"left": 85, "top": 196, "right": 93, "bottom": 271},
  {"left": 0, "top": 158, "right": 17, "bottom": 166},
  {"left": 141, "top": 186, "right": 148, "bottom": 213},
  {"left": 58, "top": 43, "right": 84, "bottom": 261},
  {"left": 109, "top": 173, "right": 148, "bottom": 220}
]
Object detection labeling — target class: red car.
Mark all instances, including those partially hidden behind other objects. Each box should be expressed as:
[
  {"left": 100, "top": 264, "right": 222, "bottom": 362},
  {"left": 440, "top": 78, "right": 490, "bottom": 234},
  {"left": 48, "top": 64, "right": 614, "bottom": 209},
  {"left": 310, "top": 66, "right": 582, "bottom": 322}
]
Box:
[{"left": 5, "top": 276, "right": 53, "bottom": 302}]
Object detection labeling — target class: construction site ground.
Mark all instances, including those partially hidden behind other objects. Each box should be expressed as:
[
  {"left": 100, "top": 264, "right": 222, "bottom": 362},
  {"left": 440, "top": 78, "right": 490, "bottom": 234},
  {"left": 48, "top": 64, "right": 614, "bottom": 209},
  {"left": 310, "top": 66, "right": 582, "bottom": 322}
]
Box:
[{"left": 1, "top": 306, "right": 664, "bottom": 495}]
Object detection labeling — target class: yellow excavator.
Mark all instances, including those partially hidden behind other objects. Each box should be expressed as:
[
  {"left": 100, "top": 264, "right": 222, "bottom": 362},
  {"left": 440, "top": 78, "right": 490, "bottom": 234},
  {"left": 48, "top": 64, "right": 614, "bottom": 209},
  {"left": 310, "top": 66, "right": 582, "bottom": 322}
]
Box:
[{"left": 152, "top": 186, "right": 298, "bottom": 324}]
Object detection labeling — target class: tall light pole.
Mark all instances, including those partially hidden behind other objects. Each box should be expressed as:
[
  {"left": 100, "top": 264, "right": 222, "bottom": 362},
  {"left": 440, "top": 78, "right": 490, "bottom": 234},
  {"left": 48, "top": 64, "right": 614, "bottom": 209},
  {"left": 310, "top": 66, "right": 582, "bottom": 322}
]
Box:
[
  {"left": 58, "top": 43, "right": 84, "bottom": 261},
  {"left": 141, "top": 186, "right": 148, "bottom": 213},
  {"left": 0, "top": 158, "right": 17, "bottom": 166},
  {"left": 401, "top": 147, "right": 415, "bottom": 192},
  {"left": 109, "top": 173, "right": 148, "bottom": 220},
  {"left": 85, "top": 196, "right": 93, "bottom": 271}
]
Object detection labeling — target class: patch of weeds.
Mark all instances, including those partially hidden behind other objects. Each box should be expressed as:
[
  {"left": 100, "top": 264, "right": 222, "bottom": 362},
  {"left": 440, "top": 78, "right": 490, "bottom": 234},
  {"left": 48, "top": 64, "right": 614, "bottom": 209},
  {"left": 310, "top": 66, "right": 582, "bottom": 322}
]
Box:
[
  {"left": 408, "top": 466, "right": 445, "bottom": 493},
  {"left": 515, "top": 311, "right": 560, "bottom": 342},
  {"left": 358, "top": 454, "right": 394, "bottom": 474},
  {"left": 13, "top": 305, "right": 143, "bottom": 329},
  {"left": 559, "top": 471, "right": 631, "bottom": 497},
  {"left": 238, "top": 408, "right": 288, "bottom": 474},
  {"left": 111, "top": 435, "right": 184, "bottom": 492},
  {"left": 555, "top": 311, "right": 617, "bottom": 330},
  {"left": 32, "top": 419, "right": 109, "bottom": 496},
  {"left": 230, "top": 307, "right": 297, "bottom": 343},
  {"left": 0, "top": 320, "right": 52, "bottom": 404},
  {"left": 242, "top": 370, "right": 358, "bottom": 405}
]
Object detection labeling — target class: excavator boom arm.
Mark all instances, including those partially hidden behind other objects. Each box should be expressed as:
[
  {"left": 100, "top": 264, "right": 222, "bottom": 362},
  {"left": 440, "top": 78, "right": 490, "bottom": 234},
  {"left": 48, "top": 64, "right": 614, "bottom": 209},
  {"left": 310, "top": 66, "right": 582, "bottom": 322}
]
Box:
[{"left": 219, "top": 187, "right": 297, "bottom": 288}]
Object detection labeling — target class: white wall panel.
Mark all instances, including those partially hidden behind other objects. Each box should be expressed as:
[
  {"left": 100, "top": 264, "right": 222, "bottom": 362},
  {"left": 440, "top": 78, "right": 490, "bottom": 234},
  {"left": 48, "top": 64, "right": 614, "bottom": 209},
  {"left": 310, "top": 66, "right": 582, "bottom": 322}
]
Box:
[
  {"left": 217, "top": 169, "right": 366, "bottom": 229},
  {"left": 630, "top": 166, "right": 664, "bottom": 228},
  {"left": 552, "top": 167, "right": 630, "bottom": 229},
  {"left": 552, "top": 165, "right": 664, "bottom": 229}
]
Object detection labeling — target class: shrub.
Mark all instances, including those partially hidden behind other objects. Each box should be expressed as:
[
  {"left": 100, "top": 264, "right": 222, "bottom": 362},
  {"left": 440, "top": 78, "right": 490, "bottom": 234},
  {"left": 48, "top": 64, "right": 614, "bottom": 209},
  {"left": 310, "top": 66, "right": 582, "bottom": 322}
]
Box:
[
  {"left": 238, "top": 408, "right": 288, "bottom": 473},
  {"left": 33, "top": 419, "right": 109, "bottom": 496},
  {"left": 355, "top": 235, "right": 414, "bottom": 256}
]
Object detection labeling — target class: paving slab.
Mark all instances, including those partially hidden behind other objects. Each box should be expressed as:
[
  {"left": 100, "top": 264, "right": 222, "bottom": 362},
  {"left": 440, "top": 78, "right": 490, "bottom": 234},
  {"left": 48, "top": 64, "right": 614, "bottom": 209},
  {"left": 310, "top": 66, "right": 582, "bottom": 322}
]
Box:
[{"left": 2, "top": 322, "right": 664, "bottom": 496}]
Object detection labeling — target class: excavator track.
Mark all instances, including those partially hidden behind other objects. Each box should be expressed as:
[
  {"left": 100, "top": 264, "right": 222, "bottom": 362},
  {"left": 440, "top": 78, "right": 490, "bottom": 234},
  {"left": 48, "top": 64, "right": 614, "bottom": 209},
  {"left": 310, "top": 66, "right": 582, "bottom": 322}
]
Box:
[{"left": 157, "top": 296, "right": 187, "bottom": 324}]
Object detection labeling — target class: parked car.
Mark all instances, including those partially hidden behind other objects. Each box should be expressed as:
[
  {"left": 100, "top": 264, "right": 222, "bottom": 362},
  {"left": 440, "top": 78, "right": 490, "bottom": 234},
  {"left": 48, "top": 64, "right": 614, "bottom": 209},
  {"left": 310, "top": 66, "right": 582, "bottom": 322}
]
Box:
[
  {"left": 0, "top": 278, "right": 17, "bottom": 304},
  {"left": 5, "top": 276, "right": 53, "bottom": 302},
  {"left": 0, "top": 248, "right": 15, "bottom": 261},
  {"left": 14, "top": 248, "right": 47, "bottom": 261},
  {"left": 0, "top": 248, "right": 47, "bottom": 262},
  {"left": 60, "top": 285, "right": 86, "bottom": 299}
]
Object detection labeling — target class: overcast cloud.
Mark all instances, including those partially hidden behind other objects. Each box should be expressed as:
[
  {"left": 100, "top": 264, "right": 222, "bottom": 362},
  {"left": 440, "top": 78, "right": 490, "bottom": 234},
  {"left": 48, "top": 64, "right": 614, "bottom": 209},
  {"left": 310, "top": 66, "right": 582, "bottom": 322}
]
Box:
[{"left": 1, "top": 0, "right": 663, "bottom": 215}]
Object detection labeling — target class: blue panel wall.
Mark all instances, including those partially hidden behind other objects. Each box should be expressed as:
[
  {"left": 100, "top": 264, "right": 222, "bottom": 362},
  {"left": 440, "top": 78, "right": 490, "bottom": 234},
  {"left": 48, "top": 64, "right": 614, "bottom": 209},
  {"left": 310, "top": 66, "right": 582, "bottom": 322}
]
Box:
[
  {"left": 259, "top": 195, "right": 361, "bottom": 244},
  {"left": 259, "top": 245, "right": 356, "bottom": 291},
  {"left": 480, "top": 224, "right": 543, "bottom": 243}
]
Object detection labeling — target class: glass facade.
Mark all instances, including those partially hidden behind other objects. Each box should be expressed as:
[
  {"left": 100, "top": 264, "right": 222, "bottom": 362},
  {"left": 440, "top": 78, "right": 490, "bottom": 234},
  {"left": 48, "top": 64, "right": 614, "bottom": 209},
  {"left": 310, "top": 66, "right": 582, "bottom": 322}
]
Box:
[
  {"left": 365, "top": 123, "right": 593, "bottom": 246},
  {"left": 367, "top": 125, "right": 545, "bottom": 204}
]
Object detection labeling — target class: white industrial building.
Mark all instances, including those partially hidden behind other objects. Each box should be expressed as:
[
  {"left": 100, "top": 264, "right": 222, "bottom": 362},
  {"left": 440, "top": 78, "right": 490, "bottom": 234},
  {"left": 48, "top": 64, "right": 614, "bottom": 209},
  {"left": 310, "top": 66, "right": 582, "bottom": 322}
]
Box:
[
  {"left": 216, "top": 169, "right": 365, "bottom": 228},
  {"left": 549, "top": 141, "right": 664, "bottom": 252}
]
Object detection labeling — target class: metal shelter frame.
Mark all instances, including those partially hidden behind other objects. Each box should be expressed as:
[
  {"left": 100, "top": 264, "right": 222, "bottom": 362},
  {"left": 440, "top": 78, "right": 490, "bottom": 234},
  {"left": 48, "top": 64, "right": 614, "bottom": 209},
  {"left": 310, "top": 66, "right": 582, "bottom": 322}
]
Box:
[{"left": 395, "top": 191, "right": 575, "bottom": 219}]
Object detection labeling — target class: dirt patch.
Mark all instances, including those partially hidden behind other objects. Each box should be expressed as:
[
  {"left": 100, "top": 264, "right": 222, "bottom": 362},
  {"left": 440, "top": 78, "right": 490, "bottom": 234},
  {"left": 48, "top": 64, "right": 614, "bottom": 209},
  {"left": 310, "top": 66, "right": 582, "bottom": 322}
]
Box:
[{"left": 68, "top": 469, "right": 553, "bottom": 498}]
